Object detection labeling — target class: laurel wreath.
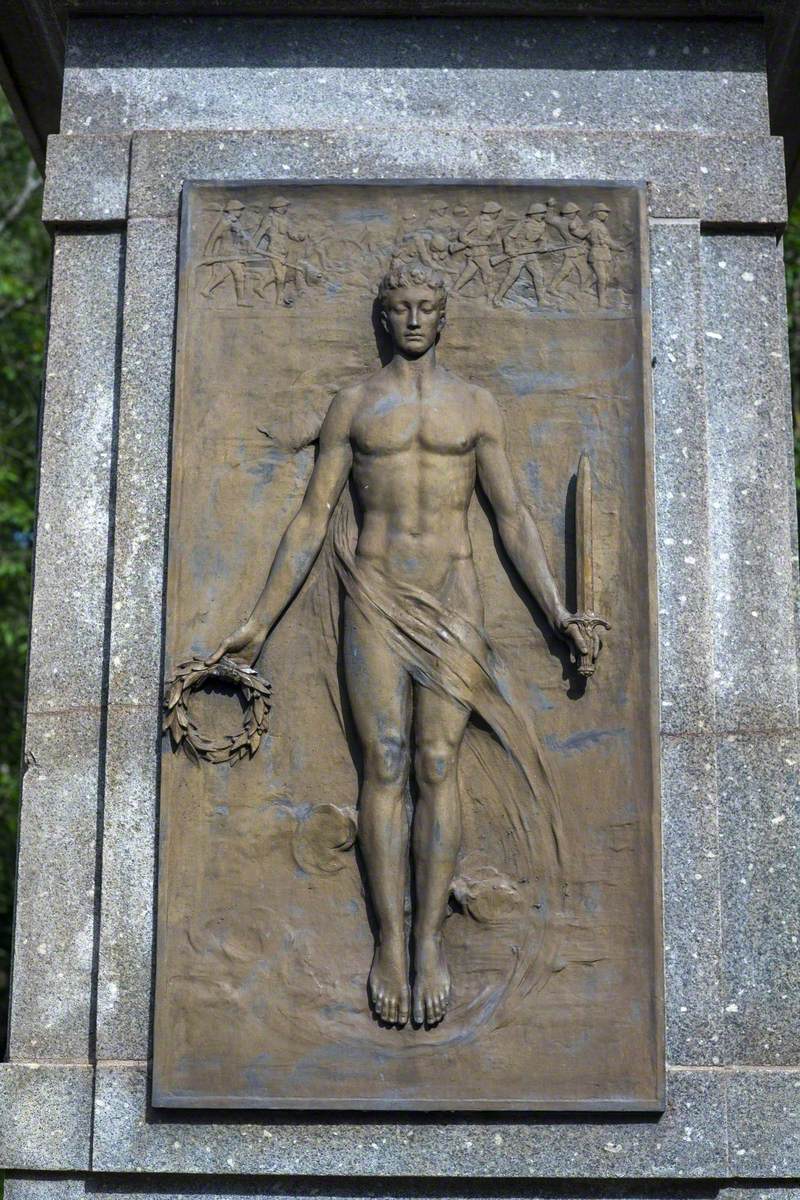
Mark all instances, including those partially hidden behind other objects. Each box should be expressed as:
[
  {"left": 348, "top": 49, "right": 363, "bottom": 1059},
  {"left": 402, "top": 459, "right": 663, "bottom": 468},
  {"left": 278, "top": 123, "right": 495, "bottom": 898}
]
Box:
[{"left": 162, "top": 656, "right": 271, "bottom": 766}]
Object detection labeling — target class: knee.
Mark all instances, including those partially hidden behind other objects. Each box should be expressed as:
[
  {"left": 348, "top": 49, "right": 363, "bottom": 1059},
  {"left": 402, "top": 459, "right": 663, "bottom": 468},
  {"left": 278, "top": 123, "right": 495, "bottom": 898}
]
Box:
[
  {"left": 365, "top": 733, "right": 409, "bottom": 787},
  {"left": 415, "top": 740, "right": 458, "bottom": 787}
]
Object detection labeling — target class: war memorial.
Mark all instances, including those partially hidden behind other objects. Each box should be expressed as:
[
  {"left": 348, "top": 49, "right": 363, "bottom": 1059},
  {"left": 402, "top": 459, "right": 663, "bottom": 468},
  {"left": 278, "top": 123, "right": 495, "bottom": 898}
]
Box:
[{"left": 0, "top": 0, "right": 797, "bottom": 1195}]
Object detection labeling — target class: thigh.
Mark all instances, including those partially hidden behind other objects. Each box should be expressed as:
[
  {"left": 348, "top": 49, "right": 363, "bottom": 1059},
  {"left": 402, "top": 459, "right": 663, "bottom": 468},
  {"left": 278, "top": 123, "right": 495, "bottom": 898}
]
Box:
[
  {"left": 414, "top": 682, "right": 470, "bottom": 753},
  {"left": 343, "top": 596, "right": 412, "bottom": 748}
]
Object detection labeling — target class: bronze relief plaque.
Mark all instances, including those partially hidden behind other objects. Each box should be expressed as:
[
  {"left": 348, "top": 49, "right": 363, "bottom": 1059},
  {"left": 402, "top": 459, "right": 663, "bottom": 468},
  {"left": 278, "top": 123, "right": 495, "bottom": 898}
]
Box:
[{"left": 153, "top": 181, "right": 662, "bottom": 1110}]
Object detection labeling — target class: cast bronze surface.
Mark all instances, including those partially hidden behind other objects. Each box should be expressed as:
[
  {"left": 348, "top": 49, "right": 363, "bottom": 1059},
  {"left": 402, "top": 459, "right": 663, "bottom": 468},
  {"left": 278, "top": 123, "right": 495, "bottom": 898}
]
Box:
[{"left": 153, "top": 181, "right": 661, "bottom": 1110}]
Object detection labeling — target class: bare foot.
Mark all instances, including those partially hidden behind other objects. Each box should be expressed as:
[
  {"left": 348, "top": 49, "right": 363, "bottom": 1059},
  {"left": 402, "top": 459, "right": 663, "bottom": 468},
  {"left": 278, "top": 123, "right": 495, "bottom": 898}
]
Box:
[
  {"left": 369, "top": 936, "right": 410, "bottom": 1026},
  {"left": 412, "top": 934, "right": 451, "bottom": 1025}
]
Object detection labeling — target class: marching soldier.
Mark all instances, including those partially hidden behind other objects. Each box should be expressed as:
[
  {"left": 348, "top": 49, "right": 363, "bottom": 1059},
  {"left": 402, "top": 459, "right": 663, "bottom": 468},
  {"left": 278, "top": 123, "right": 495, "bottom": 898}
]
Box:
[
  {"left": 450, "top": 200, "right": 503, "bottom": 296},
  {"left": 548, "top": 200, "right": 593, "bottom": 300},
  {"left": 252, "top": 195, "right": 306, "bottom": 306},
  {"left": 492, "top": 201, "right": 554, "bottom": 308},
  {"left": 584, "top": 202, "right": 627, "bottom": 307},
  {"left": 200, "top": 198, "right": 253, "bottom": 307}
]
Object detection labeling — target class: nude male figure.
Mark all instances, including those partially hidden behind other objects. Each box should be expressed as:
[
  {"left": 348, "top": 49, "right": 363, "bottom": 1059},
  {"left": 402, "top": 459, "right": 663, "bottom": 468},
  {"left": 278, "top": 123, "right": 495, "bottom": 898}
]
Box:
[{"left": 209, "top": 262, "right": 592, "bottom": 1027}]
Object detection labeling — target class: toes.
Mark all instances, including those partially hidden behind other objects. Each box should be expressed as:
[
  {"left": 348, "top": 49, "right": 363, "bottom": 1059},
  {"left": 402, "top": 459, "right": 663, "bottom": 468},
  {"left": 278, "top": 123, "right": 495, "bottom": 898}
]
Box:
[
  {"left": 398, "top": 1001, "right": 410, "bottom": 1026},
  {"left": 412, "top": 993, "right": 424, "bottom": 1025}
]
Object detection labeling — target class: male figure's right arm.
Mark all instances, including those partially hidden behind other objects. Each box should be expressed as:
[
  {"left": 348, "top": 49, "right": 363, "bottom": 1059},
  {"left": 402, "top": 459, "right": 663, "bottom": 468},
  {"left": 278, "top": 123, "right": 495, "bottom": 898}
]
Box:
[{"left": 207, "top": 389, "right": 355, "bottom": 664}]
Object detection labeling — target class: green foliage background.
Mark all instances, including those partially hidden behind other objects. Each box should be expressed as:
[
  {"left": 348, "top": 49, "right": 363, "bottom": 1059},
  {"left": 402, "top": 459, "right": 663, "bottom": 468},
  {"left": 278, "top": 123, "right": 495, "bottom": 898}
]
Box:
[
  {"left": 0, "top": 93, "right": 50, "bottom": 1048},
  {"left": 0, "top": 89, "right": 799, "bottom": 1052}
]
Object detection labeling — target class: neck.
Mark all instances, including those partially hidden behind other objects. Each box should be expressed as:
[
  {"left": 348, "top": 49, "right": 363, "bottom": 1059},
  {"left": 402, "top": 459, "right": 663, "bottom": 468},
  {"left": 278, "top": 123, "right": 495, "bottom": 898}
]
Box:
[{"left": 389, "top": 344, "right": 437, "bottom": 379}]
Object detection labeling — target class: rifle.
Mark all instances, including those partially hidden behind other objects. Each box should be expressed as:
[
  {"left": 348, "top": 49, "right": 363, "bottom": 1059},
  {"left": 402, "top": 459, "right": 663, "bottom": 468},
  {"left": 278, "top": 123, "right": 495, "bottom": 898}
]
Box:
[{"left": 489, "top": 244, "right": 569, "bottom": 268}]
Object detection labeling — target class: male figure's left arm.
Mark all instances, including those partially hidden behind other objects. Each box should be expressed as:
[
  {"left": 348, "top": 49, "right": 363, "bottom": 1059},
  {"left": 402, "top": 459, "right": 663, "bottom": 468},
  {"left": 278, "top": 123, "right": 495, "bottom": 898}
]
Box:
[{"left": 475, "top": 388, "right": 588, "bottom": 655}]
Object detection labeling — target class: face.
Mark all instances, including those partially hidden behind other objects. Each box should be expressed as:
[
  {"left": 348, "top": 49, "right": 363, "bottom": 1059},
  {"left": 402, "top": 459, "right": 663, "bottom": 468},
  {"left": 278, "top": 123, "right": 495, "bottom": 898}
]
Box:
[{"left": 381, "top": 285, "right": 445, "bottom": 357}]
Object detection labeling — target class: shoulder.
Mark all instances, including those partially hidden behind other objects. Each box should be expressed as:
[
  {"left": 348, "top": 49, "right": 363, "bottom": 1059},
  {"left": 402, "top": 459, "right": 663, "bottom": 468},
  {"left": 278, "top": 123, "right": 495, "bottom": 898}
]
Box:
[{"left": 319, "top": 381, "right": 365, "bottom": 439}]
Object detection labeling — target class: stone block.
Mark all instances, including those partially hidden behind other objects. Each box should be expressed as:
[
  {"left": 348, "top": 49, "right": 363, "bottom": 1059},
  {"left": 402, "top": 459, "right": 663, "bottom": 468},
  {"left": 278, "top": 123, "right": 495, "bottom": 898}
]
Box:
[
  {"left": 0, "top": 1063, "right": 93, "bottom": 1170},
  {"left": 25, "top": 232, "right": 122, "bottom": 716},
  {"left": 94, "top": 218, "right": 176, "bottom": 1059},
  {"left": 9, "top": 232, "right": 122, "bottom": 1062},
  {"left": 7, "top": 712, "right": 100, "bottom": 1060},
  {"left": 650, "top": 221, "right": 714, "bottom": 735},
  {"left": 660, "top": 735, "right": 722, "bottom": 1065},
  {"left": 126, "top": 128, "right": 701, "bottom": 221},
  {"left": 717, "top": 733, "right": 800, "bottom": 1064},
  {"left": 727, "top": 1069, "right": 800, "bottom": 1176},
  {"left": 60, "top": 16, "right": 769, "bottom": 138},
  {"left": 699, "top": 135, "right": 787, "bottom": 228},
  {"left": 106, "top": 218, "right": 176, "bottom": 710},
  {"left": 95, "top": 704, "right": 160, "bottom": 1060},
  {"left": 92, "top": 1064, "right": 726, "bottom": 1176},
  {"left": 42, "top": 134, "right": 130, "bottom": 225},
  {"left": 701, "top": 234, "right": 799, "bottom": 733}
]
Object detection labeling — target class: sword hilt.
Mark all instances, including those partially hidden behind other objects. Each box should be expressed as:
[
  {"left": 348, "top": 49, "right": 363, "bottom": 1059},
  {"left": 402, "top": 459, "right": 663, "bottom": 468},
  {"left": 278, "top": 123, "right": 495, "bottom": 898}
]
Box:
[{"left": 562, "top": 612, "right": 610, "bottom": 678}]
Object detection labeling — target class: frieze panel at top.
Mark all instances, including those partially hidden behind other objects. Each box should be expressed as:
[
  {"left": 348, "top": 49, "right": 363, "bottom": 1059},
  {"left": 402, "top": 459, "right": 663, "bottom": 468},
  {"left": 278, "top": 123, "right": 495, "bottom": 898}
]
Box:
[{"left": 193, "top": 189, "right": 635, "bottom": 317}]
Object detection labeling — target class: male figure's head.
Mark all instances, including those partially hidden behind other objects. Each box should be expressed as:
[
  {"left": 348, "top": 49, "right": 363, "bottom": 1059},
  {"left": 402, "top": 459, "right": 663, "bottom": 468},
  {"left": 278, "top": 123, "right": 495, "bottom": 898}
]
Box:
[
  {"left": 591, "top": 202, "right": 610, "bottom": 224},
  {"left": 378, "top": 262, "right": 447, "bottom": 359}
]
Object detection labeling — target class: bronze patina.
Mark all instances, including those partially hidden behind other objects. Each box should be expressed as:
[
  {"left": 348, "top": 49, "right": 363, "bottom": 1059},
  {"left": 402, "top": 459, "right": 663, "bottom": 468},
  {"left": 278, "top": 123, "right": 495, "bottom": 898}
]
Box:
[{"left": 153, "top": 182, "right": 662, "bottom": 1110}]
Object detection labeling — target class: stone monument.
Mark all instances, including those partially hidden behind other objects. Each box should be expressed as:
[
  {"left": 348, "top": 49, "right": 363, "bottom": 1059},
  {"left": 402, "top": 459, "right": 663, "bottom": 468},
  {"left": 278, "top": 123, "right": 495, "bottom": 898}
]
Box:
[{"left": 0, "top": 0, "right": 798, "bottom": 1195}]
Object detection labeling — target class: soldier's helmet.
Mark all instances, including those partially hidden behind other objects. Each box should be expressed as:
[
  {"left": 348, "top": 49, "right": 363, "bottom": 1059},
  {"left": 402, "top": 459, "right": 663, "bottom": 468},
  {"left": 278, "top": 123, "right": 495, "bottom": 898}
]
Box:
[
  {"left": 546, "top": 196, "right": 558, "bottom": 206},
  {"left": 591, "top": 202, "right": 611, "bottom": 214},
  {"left": 401, "top": 208, "right": 418, "bottom": 221},
  {"left": 429, "top": 201, "right": 449, "bottom": 214},
  {"left": 224, "top": 199, "right": 246, "bottom": 213},
  {"left": 561, "top": 201, "right": 581, "bottom": 215},
  {"left": 526, "top": 202, "right": 548, "bottom": 216},
  {"left": 452, "top": 205, "right": 470, "bottom": 217},
  {"left": 269, "top": 196, "right": 291, "bottom": 210},
  {"left": 481, "top": 201, "right": 503, "bottom": 215},
  {"left": 429, "top": 233, "right": 449, "bottom": 253}
]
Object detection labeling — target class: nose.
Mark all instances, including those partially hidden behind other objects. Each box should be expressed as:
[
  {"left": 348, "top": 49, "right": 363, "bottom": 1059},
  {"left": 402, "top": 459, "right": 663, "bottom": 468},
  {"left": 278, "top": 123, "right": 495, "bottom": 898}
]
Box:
[{"left": 407, "top": 306, "right": 421, "bottom": 329}]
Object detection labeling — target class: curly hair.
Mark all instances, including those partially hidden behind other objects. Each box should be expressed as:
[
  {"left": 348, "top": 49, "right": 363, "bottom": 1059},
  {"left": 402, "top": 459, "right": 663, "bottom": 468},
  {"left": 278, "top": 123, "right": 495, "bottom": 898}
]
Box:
[{"left": 377, "top": 260, "right": 448, "bottom": 310}]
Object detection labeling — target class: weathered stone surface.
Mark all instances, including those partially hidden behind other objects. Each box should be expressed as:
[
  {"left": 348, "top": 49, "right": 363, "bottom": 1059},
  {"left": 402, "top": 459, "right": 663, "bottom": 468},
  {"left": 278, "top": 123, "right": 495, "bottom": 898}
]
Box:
[
  {"left": 61, "top": 17, "right": 769, "bottom": 137},
  {"left": 701, "top": 234, "right": 799, "bottom": 733},
  {"left": 660, "top": 735, "right": 722, "bottom": 1065},
  {"left": 717, "top": 733, "right": 800, "bottom": 1064},
  {"left": 8, "top": 232, "right": 122, "bottom": 1062},
  {"left": 42, "top": 133, "right": 130, "bottom": 225},
  {"left": 727, "top": 1069, "right": 800, "bottom": 1176},
  {"left": 699, "top": 134, "right": 787, "bottom": 227},
  {"left": 24, "top": 233, "right": 122, "bottom": 717},
  {"left": 0, "top": 1064, "right": 93, "bottom": 1170},
  {"left": 95, "top": 704, "right": 159, "bottom": 1060},
  {"left": 95, "top": 218, "right": 176, "bottom": 1059},
  {"left": 124, "top": 128, "right": 784, "bottom": 226},
  {"left": 7, "top": 712, "right": 100, "bottom": 1061},
  {"left": 650, "top": 222, "right": 714, "bottom": 735},
  {"left": 11, "top": 1180, "right": 800, "bottom": 1200},
  {"left": 93, "top": 1064, "right": 726, "bottom": 1176}
]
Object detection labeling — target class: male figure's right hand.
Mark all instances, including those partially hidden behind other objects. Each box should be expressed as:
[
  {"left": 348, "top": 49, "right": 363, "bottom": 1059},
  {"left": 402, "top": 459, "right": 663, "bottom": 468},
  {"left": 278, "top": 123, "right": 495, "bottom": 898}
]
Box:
[{"left": 205, "top": 619, "right": 267, "bottom": 668}]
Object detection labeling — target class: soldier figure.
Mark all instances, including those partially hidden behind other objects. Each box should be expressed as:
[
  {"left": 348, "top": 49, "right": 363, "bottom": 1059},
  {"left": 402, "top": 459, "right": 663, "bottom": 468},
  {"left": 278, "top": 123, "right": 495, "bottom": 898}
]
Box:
[
  {"left": 492, "top": 201, "right": 554, "bottom": 308},
  {"left": 584, "top": 202, "right": 626, "bottom": 307},
  {"left": 252, "top": 196, "right": 306, "bottom": 306},
  {"left": 427, "top": 198, "right": 454, "bottom": 239},
  {"left": 450, "top": 200, "right": 503, "bottom": 296},
  {"left": 200, "top": 198, "right": 253, "bottom": 308},
  {"left": 427, "top": 233, "right": 459, "bottom": 276},
  {"left": 547, "top": 201, "right": 593, "bottom": 301}
]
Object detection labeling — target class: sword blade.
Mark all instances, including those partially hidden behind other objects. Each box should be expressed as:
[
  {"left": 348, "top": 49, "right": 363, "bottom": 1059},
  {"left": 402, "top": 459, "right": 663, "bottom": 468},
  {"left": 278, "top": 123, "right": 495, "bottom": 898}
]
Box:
[{"left": 576, "top": 453, "right": 594, "bottom": 614}]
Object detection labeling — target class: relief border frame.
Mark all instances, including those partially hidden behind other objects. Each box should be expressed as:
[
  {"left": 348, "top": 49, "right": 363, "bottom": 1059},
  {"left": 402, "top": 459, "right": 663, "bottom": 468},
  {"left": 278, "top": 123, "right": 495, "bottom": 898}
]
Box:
[{"left": 151, "top": 175, "right": 664, "bottom": 1114}]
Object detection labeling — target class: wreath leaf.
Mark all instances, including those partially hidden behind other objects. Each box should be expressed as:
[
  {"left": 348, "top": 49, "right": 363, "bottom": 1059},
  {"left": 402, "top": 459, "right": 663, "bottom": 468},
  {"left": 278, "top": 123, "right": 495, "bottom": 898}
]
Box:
[{"left": 162, "top": 655, "right": 271, "bottom": 767}]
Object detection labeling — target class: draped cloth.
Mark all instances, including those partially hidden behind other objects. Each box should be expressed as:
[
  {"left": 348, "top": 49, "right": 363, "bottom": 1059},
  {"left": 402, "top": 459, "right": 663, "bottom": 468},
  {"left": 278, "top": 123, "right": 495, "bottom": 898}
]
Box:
[{"left": 311, "top": 496, "right": 567, "bottom": 1032}]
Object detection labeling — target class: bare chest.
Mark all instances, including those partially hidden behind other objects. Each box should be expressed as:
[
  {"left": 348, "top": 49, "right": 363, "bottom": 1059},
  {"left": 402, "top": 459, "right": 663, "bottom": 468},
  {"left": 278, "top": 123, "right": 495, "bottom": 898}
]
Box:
[{"left": 352, "top": 393, "right": 475, "bottom": 458}]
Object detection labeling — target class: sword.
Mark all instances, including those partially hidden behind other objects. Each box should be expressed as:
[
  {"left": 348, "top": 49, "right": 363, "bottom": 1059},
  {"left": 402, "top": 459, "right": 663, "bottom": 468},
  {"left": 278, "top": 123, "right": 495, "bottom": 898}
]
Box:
[{"left": 564, "top": 453, "right": 610, "bottom": 678}]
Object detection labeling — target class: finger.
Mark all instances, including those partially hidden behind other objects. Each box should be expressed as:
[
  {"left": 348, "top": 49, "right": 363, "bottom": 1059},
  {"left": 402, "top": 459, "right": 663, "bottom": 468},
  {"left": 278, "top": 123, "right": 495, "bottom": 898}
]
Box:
[
  {"left": 204, "top": 642, "right": 228, "bottom": 666},
  {"left": 572, "top": 629, "right": 589, "bottom": 656}
]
